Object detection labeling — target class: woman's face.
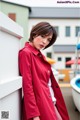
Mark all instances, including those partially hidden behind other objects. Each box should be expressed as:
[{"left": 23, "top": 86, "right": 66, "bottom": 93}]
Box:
[{"left": 30, "top": 34, "right": 53, "bottom": 50}]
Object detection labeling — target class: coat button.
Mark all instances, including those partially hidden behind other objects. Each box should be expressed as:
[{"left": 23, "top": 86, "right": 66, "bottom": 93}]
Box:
[
  {"left": 48, "top": 70, "right": 50, "bottom": 74},
  {"left": 56, "top": 86, "right": 59, "bottom": 88},
  {"left": 39, "top": 55, "right": 42, "bottom": 57}
]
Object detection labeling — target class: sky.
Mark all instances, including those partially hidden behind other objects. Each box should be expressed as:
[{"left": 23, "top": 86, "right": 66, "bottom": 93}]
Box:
[{"left": 3, "top": 0, "right": 80, "bottom": 7}]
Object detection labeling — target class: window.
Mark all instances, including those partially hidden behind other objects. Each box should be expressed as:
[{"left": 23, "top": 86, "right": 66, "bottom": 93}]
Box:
[
  {"left": 57, "top": 57, "right": 62, "bottom": 61},
  {"left": 54, "top": 26, "right": 59, "bottom": 36},
  {"left": 65, "top": 57, "right": 71, "bottom": 68},
  {"left": 65, "top": 26, "right": 70, "bottom": 37},
  {"left": 75, "top": 26, "right": 80, "bottom": 37},
  {"left": 8, "top": 13, "right": 16, "bottom": 21},
  {"left": 47, "top": 52, "right": 52, "bottom": 58}
]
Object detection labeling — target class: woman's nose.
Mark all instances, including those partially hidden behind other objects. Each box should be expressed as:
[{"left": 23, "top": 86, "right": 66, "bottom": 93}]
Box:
[{"left": 43, "top": 39, "right": 47, "bottom": 44}]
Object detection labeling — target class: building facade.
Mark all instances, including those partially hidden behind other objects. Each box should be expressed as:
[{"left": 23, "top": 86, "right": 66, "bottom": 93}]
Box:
[{"left": 1, "top": 0, "right": 31, "bottom": 47}]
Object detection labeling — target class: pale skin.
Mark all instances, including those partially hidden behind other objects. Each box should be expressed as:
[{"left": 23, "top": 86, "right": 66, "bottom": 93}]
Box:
[
  {"left": 33, "top": 116, "right": 40, "bottom": 120},
  {"left": 29, "top": 34, "right": 53, "bottom": 120}
]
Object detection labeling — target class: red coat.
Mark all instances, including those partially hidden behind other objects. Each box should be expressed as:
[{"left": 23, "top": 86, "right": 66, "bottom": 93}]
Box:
[{"left": 19, "top": 42, "right": 70, "bottom": 120}]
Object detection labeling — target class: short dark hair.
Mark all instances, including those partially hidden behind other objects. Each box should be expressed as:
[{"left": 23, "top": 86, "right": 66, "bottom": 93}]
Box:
[{"left": 29, "top": 22, "right": 57, "bottom": 49}]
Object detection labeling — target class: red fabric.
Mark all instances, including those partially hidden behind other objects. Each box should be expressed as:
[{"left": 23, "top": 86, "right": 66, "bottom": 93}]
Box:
[
  {"left": 54, "top": 105, "right": 62, "bottom": 120},
  {"left": 19, "top": 42, "right": 70, "bottom": 120}
]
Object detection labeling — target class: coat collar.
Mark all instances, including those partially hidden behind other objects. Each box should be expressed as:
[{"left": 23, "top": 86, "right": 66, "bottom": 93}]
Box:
[
  {"left": 25, "top": 42, "right": 40, "bottom": 56},
  {"left": 25, "top": 42, "right": 51, "bottom": 65}
]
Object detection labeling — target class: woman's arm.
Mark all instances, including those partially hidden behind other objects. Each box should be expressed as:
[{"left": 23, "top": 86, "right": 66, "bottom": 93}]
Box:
[{"left": 19, "top": 50, "right": 40, "bottom": 119}]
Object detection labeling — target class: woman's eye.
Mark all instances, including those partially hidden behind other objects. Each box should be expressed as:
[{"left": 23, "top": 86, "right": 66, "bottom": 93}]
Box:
[
  {"left": 47, "top": 39, "right": 51, "bottom": 42},
  {"left": 41, "top": 35, "right": 45, "bottom": 38}
]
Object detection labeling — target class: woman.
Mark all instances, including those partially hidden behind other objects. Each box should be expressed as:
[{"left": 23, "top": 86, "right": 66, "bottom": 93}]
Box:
[{"left": 19, "top": 22, "right": 70, "bottom": 120}]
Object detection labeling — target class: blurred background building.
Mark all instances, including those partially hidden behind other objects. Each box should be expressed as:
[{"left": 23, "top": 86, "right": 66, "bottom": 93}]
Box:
[
  {"left": 1, "top": 0, "right": 31, "bottom": 47},
  {"left": 28, "top": 7, "right": 80, "bottom": 70}
]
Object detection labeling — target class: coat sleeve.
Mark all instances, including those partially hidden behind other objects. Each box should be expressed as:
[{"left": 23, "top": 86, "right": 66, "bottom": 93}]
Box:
[
  {"left": 50, "top": 70, "right": 70, "bottom": 120},
  {"left": 19, "top": 50, "right": 40, "bottom": 119}
]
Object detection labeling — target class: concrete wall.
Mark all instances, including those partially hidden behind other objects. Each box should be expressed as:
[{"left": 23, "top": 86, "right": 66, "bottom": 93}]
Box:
[
  {"left": 1, "top": 1, "right": 30, "bottom": 47},
  {"left": 0, "top": 12, "right": 23, "bottom": 120}
]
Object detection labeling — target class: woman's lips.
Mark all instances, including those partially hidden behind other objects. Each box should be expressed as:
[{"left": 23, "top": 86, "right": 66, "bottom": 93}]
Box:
[{"left": 40, "top": 44, "right": 45, "bottom": 48}]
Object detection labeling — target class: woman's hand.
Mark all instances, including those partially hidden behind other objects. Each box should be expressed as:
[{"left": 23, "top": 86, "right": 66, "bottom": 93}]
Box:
[{"left": 33, "top": 116, "right": 40, "bottom": 120}]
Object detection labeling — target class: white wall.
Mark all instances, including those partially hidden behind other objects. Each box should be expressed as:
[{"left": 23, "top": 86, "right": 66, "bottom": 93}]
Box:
[
  {"left": 0, "top": 31, "right": 20, "bottom": 81},
  {"left": 54, "top": 53, "right": 75, "bottom": 69},
  {"left": 0, "top": 12, "right": 23, "bottom": 120}
]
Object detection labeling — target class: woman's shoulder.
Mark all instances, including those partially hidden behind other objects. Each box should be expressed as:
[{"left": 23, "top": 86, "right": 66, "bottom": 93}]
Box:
[{"left": 19, "top": 46, "right": 32, "bottom": 57}]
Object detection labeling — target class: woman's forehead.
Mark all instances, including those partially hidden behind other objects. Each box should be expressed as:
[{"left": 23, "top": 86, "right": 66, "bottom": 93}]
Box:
[{"left": 44, "top": 33, "right": 53, "bottom": 37}]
